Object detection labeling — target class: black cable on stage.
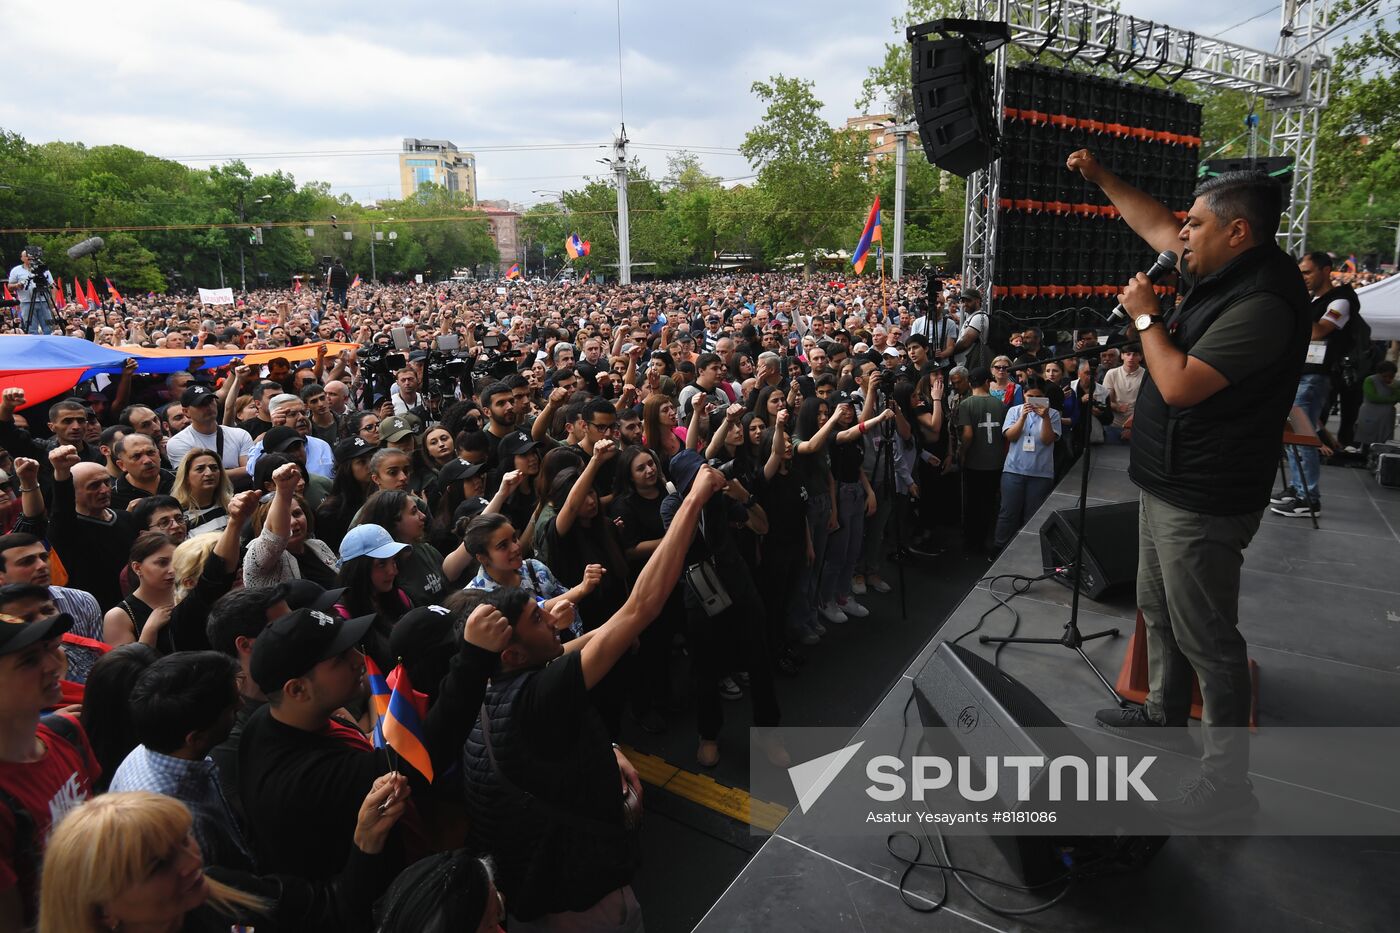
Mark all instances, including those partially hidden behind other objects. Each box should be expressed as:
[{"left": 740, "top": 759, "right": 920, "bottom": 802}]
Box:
[{"left": 951, "top": 570, "right": 1059, "bottom": 668}]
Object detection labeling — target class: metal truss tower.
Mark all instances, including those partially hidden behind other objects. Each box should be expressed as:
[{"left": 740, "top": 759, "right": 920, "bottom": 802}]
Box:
[{"left": 958, "top": 0, "right": 1334, "bottom": 304}]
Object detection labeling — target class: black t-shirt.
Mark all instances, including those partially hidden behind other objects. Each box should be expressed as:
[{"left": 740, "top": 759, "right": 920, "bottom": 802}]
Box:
[
  {"left": 542, "top": 518, "right": 627, "bottom": 633},
  {"left": 294, "top": 547, "right": 339, "bottom": 588},
  {"left": 830, "top": 438, "right": 864, "bottom": 484},
  {"left": 609, "top": 491, "right": 665, "bottom": 570},
  {"left": 240, "top": 417, "right": 273, "bottom": 439},
  {"left": 397, "top": 541, "right": 447, "bottom": 607},
  {"left": 758, "top": 468, "right": 807, "bottom": 543}
]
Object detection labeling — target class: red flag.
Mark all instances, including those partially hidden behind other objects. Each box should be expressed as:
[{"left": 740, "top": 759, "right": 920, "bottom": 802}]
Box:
[
  {"left": 52, "top": 278, "right": 66, "bottom": 310},
  {"left": 293, "top": 278, "right": 302, "bottom": 293},
  {"left": 86, "top": 280, "right": 100, "bottom": 307},
  {"left": 105, "top": 278, "right": 123, "bottom": 304},
  {"left": 2, "top": 285, "right": 11, "bottom": 301}
]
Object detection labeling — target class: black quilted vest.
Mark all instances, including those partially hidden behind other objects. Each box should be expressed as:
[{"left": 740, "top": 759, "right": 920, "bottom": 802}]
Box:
[
  {"left": 1301, "top": 283, "right": 1360, "bottom": 376},
  {"left": 461, "top": 666, "right": 636, "bottom": 921},
  {"left": 1129, "top": 244, "right": 1310, "bottom": 515}
]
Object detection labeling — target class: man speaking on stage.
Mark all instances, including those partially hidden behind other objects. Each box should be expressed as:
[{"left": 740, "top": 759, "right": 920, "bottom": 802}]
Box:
[{"left": 1066, "top": 150, "right": 1310, "bottom": 825}]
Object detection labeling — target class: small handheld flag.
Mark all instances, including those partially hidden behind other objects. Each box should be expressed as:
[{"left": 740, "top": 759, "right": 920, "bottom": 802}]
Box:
[
  {"left": 105, "top": 278, "right": 123, "bottom": 304},
  {"left": 293, "top": 278, "right": 303, "bottom": 293},
  {"left": 382, "top": 665, "right": 434, "bottom": 782},
  {"left": 851, "top": 197, "right": 882, "bottom": 275},
  {"left": 1343, "top": 254, "right": 1358, "bottom": 273},
  {"left": 506, "top": 263, "right": 521, "bottom": 280},
  {"left": 364, "top": 656, "right": 392, "bottom": 748},
  {"left": 350, "top": 274, "right": 362, "bottom": 289}
]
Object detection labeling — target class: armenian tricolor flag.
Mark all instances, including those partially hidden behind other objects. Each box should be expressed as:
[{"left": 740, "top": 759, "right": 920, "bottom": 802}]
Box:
[
  {"left": 565, "top": 234, "right": 591, "bottom": 259},
  {"left": 506, "top": 263, "right": 521, "bottom": 280},
  {"left": 350, "top": 274, "right": 362, "bottom": 289},
  {"left": 1343, "top": 254, "right": 1358, "bottom": 273},
  {"left": 580, "top": 269, "right": 591, "bottom": 285},
  {"left": 105, "top": 278, "right": 123, "bottom": 304},
  {"left": 851, "top": 197, "right": 881, "bottom": 274},
  {"left": 365, "top": 655, "right": 433, "bottom": 781}
]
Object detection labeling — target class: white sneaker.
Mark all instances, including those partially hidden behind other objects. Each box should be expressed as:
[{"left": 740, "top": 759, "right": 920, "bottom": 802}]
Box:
[
  {"left": 838, "top": 598, "right": 869, "bottom": 618},
  {"left": 818, "top": 603, "right": 849, "bottom": 624},
  {"left": 850, "top": 576, "right": 867, "bottom": 595},
  {"left": 866, "top": 576, "right": 892, "bottom": 594}
]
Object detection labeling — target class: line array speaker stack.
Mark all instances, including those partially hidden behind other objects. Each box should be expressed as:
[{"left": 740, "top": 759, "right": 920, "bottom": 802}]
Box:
[{"left": 996, "top": 63, "right": 1202, "bottom": 321}]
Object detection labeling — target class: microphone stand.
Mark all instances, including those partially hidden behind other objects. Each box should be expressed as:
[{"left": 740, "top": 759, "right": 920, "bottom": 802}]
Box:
[{"left": 979, "top": 341, "right": 1126, "bottom": 707}]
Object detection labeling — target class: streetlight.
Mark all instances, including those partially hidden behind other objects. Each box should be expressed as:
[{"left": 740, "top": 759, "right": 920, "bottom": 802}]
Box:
[
  {"left": 370, "top": 218, "right": 396, "bottom": 283},
  {"left": 237, "top": 193, "right": 272, "bottom": 292}
]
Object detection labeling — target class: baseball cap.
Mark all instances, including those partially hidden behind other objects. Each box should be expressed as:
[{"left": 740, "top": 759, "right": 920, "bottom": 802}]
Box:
[
  {"left": 388, "top": 605, "right": 455, "bottom": 666},
  {"left": 282, "top": 579, "right": 346, "bottom": 613},
  {"left": 181, "top": 384, "right": 217, "bottom": 407},
  {"left": 498, "top": 431, "right": 541, "bottom": 463},
  {"left": 882, "top": 346, "right": 903, "bottom": 357},
  {"left": 0, "top": 610, "right": 73, "bottom": 656},
  {"left": 249, "top": 607, "right": 374, "bottom": 694},
  {"left": 334, "top": 436, "right": 376, "bottom": 464},
  {"left": 381, "top": 416, "right": 415, "bottom": 443},
  {"left": 339, "top": 523, "right": 411, "bottom": 562},
  {"left": 437, "top": 458, "right": 486, "bottom": 487},
  {"left": 262, "top": 426, "right": 305, "bottom": 453}
]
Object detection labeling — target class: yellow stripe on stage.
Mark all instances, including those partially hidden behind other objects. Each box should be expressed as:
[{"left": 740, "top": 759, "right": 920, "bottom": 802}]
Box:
[{"left": 617, "top": 744, "right": 789, "bottom": 833}]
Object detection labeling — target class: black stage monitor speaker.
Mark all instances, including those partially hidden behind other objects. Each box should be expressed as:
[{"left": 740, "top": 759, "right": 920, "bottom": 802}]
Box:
[
  {"left": 1039, "top": 500, "right": 1139, "bottom": 600},
  {"left": 913, "top": 642, "right": 1167, "bottom": 885},
  {"left": 910, "top": 35, "right": 999, "bottom": 177}
]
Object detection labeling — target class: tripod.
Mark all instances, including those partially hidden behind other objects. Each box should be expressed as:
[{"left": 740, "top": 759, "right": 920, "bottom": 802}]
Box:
[
  {"left": 20, "top": 272, "right": 59, "bottom": 335},
  {"left": 980, "top": 362, "right": 1125, "bottom": 707},
  {"left": 874, "top": 394, "right": 909, "bottom": 620}
]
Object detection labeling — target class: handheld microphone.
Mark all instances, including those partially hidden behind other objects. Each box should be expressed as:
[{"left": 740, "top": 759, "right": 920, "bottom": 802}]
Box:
[
  {"left": 1108, "top": 250, "right": 1178, "bottom": 320},
  {"left": 66, "top": 237, "right": 106, "bottom": 261}
]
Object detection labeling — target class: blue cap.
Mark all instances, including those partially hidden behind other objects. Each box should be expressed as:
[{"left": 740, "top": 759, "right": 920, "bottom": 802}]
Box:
[{"left": 340, "top": 523, "right": 410, "bottom": 562}]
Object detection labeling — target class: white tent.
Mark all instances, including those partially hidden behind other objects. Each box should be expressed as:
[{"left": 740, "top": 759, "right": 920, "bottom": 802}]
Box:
[{"left": 1357, "top": 275, "right": 1400, "bottom": 341}]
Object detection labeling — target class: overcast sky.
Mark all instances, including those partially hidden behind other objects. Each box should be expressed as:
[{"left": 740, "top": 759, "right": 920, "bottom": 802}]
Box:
[{"left": 6, "top": 1, "right": 1309, "bottom": 210}]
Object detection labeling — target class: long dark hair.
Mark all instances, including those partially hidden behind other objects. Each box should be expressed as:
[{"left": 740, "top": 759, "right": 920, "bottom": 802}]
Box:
[
  {"left": 319, "top": 451, "right": 372, "bottom": 518},
  {"left": 336, "top": 552, "right": 407, "bottom": 622},
  {"left": 80, "top": 643, "right": 160, "bottom": 793},
  {"left": 345, "top": 410, "right": 380, "bottom": 441},
  {"left": 356, "top": 489, "right": 419, "bottom": 543},
  {"left": 752, "top": 384, "right": 784, "bottom": 416},
  {"left": 612, "top": 444, "right": 660, "bottom": 497},
  {"left": 795, "top": 395, "right": 828, "bottom": 441}
]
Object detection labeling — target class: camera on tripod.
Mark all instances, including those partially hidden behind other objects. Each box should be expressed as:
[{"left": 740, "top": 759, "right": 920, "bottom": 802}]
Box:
[
  {"left": 22, "top": 245, "right": 49, "bottom": 280},
  {"left": 423, "top": 350, "right": 469, "bottom": 398}
]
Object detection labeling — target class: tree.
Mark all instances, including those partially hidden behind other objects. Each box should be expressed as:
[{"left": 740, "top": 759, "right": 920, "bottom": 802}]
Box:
[{"left": 741, "top": 74, "right": 873, "bottom": 271}]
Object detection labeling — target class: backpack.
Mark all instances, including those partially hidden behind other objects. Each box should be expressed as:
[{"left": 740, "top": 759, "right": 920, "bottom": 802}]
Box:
[{"left": 1337, "top": 310, "right": 1377, "bottom": 387}]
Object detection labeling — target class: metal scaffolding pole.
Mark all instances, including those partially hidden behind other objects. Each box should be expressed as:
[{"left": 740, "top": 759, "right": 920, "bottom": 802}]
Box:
[
  {"left": 892, "top": 124, "right": 913, "bottom": 281},
  {"left": 612, "top": 128, "right": 632, "bottom": 285}
]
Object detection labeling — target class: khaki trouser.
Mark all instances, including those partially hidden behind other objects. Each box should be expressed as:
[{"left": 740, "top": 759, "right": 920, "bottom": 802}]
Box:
[{"left": 1137, "top": 490, "right": 1261, "bottom": 784}]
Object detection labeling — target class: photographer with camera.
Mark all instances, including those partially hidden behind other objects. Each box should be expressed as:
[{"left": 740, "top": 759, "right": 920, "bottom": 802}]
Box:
[{"left": 7, "top": 247, "right": 58, "bottom": 335}]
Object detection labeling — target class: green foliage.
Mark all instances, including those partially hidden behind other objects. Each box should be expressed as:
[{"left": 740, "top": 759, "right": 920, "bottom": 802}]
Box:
[{"left": 0, "top": 136, "right": 496, "bottom": 292}]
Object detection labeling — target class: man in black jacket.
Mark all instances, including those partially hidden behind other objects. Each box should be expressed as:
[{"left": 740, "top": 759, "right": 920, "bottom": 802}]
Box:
[
  {"left": 46, "top": 445, "right": 139, "bottom": 611},
  {"left": 0, "top": 391, "right": 105, "bottom": 495},
  {"left": 238, "top": 604, "right": 507, "bottom": 881},
  {"left": 1067, "top": 151, "right": 1309, "bottom": 826},
  {"left": 328, "top": 259, "right": 350, "bottom": 308}
]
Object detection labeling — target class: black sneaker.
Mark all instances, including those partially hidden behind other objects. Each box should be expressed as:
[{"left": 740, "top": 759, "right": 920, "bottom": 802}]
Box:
[
  {"left": 1152, "top": 774, "right": 1259, "bottom": 828},
  {"left": 1269, "top": 486, "right": 1298, "bottom": 507},
  {"left": 1270, "top": 497, "right": 1318, "bottom": 518},
  {"left": 1095, "top": 706, "right": 1194, "bottom": 750}
]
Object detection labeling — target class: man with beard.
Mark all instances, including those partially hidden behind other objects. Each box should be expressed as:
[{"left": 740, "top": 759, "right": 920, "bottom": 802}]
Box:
[
  {"left": 111, "top": 434, "right": 176, "bottom": 509},
  {"left": 480, "top": 382, "right": 518, "bottom": 472}
]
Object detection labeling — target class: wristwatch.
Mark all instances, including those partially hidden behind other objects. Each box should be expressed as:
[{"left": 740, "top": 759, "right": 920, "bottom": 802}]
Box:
[{"left": 1133, "top": 313, "right": 1160, "bottom": 333}]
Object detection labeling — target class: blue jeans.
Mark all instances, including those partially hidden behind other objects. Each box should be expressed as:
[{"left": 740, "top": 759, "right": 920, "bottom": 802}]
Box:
[
  {"left": 1286, "top": 373, "right": 1329, "bottom": 502},
  {"left": 821, "top": 481, "right": 867, "bottom": 604},
  {"left": 993, "top": 472, "right": 1054, "bottom": 548}
]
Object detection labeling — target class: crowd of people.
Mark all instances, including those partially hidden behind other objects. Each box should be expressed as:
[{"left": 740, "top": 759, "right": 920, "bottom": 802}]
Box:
[{"left": 0, "top": 259, "right": 1395, "bottom": 931}]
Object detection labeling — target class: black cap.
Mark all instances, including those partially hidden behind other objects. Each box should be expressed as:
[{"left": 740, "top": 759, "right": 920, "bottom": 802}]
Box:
[
  {"left": 249, "top": 607, "right": 374, "bottom": 694},
  {"left": 282, "top": 579, "right": 346, "bottom": 613},
  {"left": 497, "top": 431, "right": 540, "bottom": 463},
  {"left": 334, "top": 436, "right": 375, "bottom": 464},
  {"left": 181, "top": 384, "right": 218, "bottom": 407},
  {"left": 437, "top": 458, "right": 486, "bottom": 486},
  {"left": 388, "top": 605, "right": 455, "bottom": 666},
  {"left": 262, "top": 426, "right": 305, "bottom": 453},
  {"left": 0, "top": 611, "right": 73, "bottom": 656}
]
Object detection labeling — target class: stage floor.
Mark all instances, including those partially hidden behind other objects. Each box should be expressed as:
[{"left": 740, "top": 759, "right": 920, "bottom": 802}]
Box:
[{"left": 694, "top": 447, "right": 1400, "bottom": 933}]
